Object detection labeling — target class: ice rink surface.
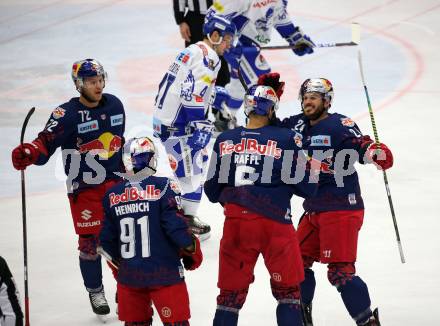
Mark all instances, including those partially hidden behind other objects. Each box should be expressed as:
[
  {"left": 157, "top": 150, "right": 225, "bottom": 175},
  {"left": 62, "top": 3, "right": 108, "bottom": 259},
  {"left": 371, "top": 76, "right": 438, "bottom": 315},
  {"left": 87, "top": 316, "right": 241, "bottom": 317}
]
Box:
[{"left": 1, "top": 0, "right": 439, "bottom": 325}]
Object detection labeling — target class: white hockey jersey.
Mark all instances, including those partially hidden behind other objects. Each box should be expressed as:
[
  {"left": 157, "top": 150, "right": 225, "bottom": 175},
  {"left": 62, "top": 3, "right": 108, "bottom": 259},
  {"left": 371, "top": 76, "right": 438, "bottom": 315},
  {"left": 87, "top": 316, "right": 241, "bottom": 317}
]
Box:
[
  {"left": 153, "top": 41, "right": 220, "bottom": 130},
  {"left": 208, "top": 0, "right": 295, "bottom": 45}
]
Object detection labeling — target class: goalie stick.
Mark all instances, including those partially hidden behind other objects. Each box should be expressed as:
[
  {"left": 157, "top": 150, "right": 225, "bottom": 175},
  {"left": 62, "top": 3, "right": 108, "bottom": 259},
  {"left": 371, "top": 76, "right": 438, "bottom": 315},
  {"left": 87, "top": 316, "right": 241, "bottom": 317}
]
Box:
[
  {"left": 20, "top": 107, "right": 35, "bottom": 326},
  {"left": 261, "top": 22, "right": 360, "bottom": 50}
]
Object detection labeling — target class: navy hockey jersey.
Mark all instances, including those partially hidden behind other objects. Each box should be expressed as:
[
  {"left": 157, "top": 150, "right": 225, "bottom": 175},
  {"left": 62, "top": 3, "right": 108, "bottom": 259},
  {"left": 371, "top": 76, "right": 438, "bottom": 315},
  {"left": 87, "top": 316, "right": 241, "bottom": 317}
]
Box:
[
  {"left": 276, "top": 112, "right": 368, "bottom": 212},
  {"left": 100, "top": 176, "right": 193, "bottom": 287},
  {"left": 34, "top": 94, "right": 125, "bottom": 193},
  {"left": 204, "top": 125, "right": 317, "bottom": 223}
]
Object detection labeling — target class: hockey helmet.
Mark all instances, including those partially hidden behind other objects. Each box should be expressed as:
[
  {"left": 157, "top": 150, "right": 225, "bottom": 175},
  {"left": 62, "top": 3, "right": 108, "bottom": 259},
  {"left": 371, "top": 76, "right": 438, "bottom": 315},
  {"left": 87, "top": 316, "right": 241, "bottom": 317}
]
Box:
[
  {"left": 71, "top": 58, "right": 107, "bottom": 90},
  {"left": 298, "top": 78, "right": 334, "bottom": 107},
  {"left": 203, "top": 13, "right": 236, "bottom": 44},
  {"left": 244, "top": 85, "right": 279, "bottom": 117},
  {"left": 122, "top": 137, "right": 157, "bottom": 176}
]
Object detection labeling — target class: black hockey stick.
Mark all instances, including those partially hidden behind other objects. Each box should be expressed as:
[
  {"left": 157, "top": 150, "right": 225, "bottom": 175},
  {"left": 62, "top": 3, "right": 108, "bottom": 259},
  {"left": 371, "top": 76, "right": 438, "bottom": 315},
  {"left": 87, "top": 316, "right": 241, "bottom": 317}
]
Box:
[
  {"left": 357, "top": 50, "right": 405, "bottom": 264},
  {"left": 20, "top": 107, "right": 35, "bottom": 326},
  {"left": 237, "top": 61, "right": 249, "bottom": 93},
  {"left": 261, "top": 22, "right": 360, "bottom": 51}
]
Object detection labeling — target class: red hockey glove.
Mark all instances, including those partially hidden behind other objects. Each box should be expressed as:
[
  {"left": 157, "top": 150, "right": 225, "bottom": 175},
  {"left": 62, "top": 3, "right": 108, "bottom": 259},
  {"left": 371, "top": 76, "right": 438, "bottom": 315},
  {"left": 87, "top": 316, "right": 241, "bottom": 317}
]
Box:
[
  {"left": 257, "top": 72, "right": 285, "bottom": 99},
  {"left": 361, "top": 136, "right": 393, "bottom": 170},
  {"left": 181, "top": 236, "right": 203, "bottom": 271},
  {"left": 11, "top": 139, "right": 47, "bottom": 170}
]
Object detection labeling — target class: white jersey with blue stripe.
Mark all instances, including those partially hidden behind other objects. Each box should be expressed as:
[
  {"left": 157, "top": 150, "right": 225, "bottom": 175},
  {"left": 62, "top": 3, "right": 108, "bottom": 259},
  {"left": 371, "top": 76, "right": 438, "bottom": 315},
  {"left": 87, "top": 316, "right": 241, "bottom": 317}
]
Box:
[
  {"left": 153, "top": 41, "right": 220, "bottom": 128},
  {"left": 208, "top": 0, "right": 294, "bottom": 45}
]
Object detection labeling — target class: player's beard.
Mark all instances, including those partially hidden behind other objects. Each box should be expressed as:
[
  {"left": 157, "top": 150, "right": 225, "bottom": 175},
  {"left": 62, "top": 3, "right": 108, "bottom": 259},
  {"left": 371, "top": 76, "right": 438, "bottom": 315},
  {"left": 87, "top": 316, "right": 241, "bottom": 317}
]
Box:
[
  {"left": 303, "top": 102, "right": 326, "bottom": 121},
  {"left": 81, "top": 89, "right": 101, "bottom": 105}
]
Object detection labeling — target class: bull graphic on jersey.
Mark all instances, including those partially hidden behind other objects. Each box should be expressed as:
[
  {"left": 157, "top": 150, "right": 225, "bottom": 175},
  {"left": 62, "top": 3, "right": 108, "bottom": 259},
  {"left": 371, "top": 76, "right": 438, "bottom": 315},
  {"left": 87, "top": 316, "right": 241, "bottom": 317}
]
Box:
[{"left": 77, "top": 132, "right": 122, "bottom": 159}]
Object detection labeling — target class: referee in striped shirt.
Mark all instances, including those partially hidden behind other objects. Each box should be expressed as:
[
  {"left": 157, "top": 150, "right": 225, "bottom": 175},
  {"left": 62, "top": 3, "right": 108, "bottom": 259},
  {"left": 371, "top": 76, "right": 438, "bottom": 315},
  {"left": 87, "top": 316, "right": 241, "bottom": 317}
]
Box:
[{"left": 0, "top": 256, "right": 23, "bottom": 326}]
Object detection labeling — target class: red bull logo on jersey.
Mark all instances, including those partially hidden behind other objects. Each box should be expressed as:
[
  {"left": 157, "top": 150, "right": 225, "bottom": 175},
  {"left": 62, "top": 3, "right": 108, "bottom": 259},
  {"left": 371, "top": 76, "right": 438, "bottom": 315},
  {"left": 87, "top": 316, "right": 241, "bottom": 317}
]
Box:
[
  {"left": 77, "top": 132, "right": 122, "bottom": 159},
  {"left": 109, "top": 185, "right": 161, "bottom": 207},
  {"left": 341, "top": 117, "right": 355, "bottom": 127},
  {"left": 219, "top": 138, "right": 282, "bottom": 159}
]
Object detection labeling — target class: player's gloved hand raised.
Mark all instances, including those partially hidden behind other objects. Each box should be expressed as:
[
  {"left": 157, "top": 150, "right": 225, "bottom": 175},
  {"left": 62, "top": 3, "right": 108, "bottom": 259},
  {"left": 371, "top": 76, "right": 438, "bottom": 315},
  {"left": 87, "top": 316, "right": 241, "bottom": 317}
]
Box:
[
  {"left": 361, "top": 136, "right": 394, "bottom": 170},
  {"left": 223, "top": 41, "right": 243, "bottom": 71},
  {"left": 11, "top": 139, "right": 47, "bottom": 170},
  {"left": 181, "top": 235, "right": 203, "bottom": 271},
  {"left": 257, "top": 72, "right": 285, "bottom": 99},
  {"left": 286, "top": 27, "right": 315, "bottom": 56},
  {"left": 187, "top": 120, "right": 214, "bottom": 150},
  {"left": 211, "top": 86, "right": 234, "bottom": 120}
]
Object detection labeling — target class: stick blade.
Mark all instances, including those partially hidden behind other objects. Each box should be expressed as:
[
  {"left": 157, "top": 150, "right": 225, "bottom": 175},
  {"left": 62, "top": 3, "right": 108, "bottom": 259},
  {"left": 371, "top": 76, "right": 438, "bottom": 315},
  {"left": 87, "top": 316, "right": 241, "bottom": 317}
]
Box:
[{"left": 351, "top": 22, "right": 361, "bottom": 45}]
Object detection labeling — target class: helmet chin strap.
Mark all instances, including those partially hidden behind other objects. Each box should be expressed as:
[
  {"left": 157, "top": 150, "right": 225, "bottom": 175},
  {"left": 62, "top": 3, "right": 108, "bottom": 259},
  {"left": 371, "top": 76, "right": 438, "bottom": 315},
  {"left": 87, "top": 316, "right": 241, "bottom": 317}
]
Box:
[{"left": 207, "top": 33, "right": 223, "bottom": 47}]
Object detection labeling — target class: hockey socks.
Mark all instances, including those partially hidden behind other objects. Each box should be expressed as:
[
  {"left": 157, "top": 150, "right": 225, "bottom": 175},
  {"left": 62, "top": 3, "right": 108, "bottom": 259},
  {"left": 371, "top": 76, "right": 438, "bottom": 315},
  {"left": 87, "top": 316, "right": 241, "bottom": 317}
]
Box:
[
  {"left": 337, "top": 276, "right": 373, "bottom": 325},
  {"left": 300, "top": 268, "right": 316, "bottom": 305},
  {"left": 213, "top": 308, "right": 239, "bottom": 326},
  {"left": 79, "top": 255, "right": 103, "bottom": 290},
  {"left": 276, "top": 302, "right": 303, "bottom": 326}
]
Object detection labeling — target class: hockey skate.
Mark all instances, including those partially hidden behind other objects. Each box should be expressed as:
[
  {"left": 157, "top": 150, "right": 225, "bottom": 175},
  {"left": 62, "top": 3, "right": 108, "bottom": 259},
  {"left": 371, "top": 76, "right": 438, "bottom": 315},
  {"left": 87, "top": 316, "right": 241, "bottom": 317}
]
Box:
[
  {"left": 301, "top": 302, "right": 313, "bottom": 326},
  {"left": 184, "top": 214, "right": 211, "bottom": 241},
  {"left": 361, "top": 308, "right": 381, "bottom": 326},
  {"left": 88, "top": 286, "right": 110, "bottom": 322}
]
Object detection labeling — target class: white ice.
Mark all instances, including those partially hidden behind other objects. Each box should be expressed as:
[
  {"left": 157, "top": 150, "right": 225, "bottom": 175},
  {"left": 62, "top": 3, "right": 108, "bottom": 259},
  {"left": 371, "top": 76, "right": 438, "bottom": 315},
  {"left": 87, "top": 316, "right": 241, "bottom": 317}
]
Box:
[{"left": 0, "top": 0, "right": 439, "bottom": 325}]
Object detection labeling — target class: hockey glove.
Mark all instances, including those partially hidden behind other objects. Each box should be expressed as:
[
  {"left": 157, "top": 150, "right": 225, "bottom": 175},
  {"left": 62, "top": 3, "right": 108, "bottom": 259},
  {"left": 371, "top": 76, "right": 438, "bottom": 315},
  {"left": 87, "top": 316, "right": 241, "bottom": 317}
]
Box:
[
  {"left": 361, "top": 136, "right": 394, "bottom": 170},
  {"left": 257, "top": 72, "right": 285, "bottom": 99},
  {"left": 211, "top": 86, "right": 234, "bottom": 120},
  {"left": 286, "top": 27, "right": 315, "bottom": 56},
  {"left": 187, "top": 120, "right": 214, "bottom": 150},
  {"left": 11, "top": 138, "right": 48, "bottom": 170},
  {"left": 223, "top": 41, "right": 243, "bottom": 72},
  {"left": 181, "top": 235, "right": 203, "bottom": 271}
]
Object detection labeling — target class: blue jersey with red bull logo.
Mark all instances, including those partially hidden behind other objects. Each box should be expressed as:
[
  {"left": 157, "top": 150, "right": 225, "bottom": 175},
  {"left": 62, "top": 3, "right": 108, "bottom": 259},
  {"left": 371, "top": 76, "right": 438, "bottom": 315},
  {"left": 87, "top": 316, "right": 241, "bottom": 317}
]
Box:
[
  {"left": 204, "top": 125, "right": 317, "bottom": 224},
  {"left": 34, "top": 94, "right": 125, "bottom": 193},
  {"left": 275, "top": 112, "right": 368, "bottom": 212},
  {"left": 100, "top": 176, "right": 193, "bottom": 287}
]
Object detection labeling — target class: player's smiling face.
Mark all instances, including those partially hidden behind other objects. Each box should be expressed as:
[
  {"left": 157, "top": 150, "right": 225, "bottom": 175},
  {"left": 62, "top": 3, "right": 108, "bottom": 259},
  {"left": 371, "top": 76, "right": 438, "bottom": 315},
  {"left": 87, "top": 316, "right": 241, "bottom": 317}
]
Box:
[{"left": 302, "top": 92, "right": 329, "bottom": 121}]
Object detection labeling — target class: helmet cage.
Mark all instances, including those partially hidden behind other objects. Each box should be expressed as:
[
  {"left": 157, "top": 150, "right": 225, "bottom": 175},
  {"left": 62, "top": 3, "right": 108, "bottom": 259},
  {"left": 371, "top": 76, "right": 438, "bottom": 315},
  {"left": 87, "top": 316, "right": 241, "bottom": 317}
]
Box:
[
  {"left": 244, "top": 85, "right": 279, "bottom": 117},
  {"left": 122, "top": 137, "right": 157, "bottom": 176}
]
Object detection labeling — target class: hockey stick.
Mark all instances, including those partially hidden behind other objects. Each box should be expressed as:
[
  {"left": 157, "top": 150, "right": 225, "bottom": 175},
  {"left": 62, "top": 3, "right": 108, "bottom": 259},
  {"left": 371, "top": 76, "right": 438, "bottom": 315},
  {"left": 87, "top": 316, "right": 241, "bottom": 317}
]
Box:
[
  {"left": 357, "top": 50, "right": 405, "bottom": 264},
  {"left": 237, "top": 61, "right": 249, "bottom": 92},
  {"left": 20, "top": 107, "right": 35, "bottom": 326},
  {"left": 96, "top": 246, "right": 120, "bottom": 270},
  {"left": 261, "top": 22, "right": 360, "bottom": 51}
]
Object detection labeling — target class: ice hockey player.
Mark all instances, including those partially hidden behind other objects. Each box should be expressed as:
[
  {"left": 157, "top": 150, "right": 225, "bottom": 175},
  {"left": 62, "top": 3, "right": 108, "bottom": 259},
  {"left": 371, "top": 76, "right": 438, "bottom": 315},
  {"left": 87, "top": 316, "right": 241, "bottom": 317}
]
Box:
[
  {"left": 99, "top": 137, "right": 203, "bottom": 326},
  {"left": 259, "top": 73, "right": 392, "bottom": 325},
  {"left": 206, "top": 0, "right": 315, "bottom": 128},
  {"left": 153, "top": 13, "right": 236, "bottom": 240},
  {"left": 0, "top": 256, "right": 23, "bottom": 326},
  {"left": 11, "top": 59, "right": 125, "bottom": 318},
  {"left": 204, "top": 85, "right": 317, "bottom": 326}
]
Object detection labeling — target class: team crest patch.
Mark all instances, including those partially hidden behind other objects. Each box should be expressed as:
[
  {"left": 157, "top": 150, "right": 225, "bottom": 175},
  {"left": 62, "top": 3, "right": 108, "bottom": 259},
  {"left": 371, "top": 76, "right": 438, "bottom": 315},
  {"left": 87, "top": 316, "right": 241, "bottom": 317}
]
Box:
[
  {"left": 294, "top": 132, "right": 303, "bottom": 147},
  {"left": 52, "top": 107, "right": 65, "bottom": 119},
  {"left": 341, "top": 117, "right": 355, "bottom": 127}
]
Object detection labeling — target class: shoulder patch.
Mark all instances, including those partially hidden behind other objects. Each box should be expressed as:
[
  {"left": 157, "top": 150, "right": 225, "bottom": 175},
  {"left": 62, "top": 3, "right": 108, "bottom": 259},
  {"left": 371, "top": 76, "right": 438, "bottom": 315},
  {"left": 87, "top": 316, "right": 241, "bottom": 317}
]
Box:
[
  {"left": 340, "top": 117, "right": 355, "bottom": 127},
  {"left": 52, "top": 107, "right": 66, "bottom": 119},
  {"left": 110, "top": 114, "right": 124, "bottom": 126},
  {"left": 176, "top": 49, "right": 191, "bottom": 64}
]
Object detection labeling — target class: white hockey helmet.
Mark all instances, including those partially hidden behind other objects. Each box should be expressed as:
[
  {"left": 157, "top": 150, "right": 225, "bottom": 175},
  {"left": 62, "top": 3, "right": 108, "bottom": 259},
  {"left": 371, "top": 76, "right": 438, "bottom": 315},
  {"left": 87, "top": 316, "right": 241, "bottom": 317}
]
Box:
[
  {"left": 122, "top": 137, "right": 157, "bottom": 176},
  {"left": 244, "top": 85, "right": 279, "bottom": 117}
]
